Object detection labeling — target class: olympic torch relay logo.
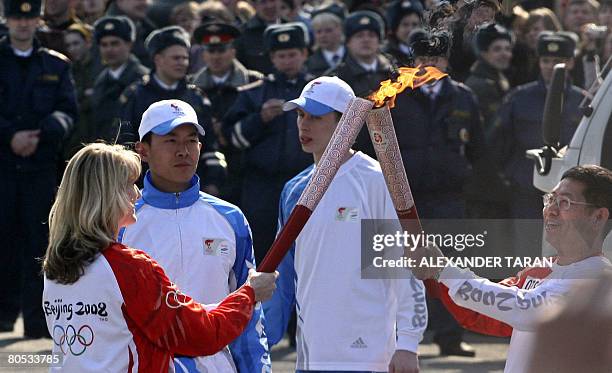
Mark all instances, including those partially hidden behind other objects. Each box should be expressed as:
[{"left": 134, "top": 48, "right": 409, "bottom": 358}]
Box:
[{"left": 53, "top": 324, "right": 94, "bottom": 356}]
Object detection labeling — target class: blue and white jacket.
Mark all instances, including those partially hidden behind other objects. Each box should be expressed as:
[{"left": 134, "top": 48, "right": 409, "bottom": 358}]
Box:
[{"left": 120, "top": 172, "right": 270, "bottom": 373}]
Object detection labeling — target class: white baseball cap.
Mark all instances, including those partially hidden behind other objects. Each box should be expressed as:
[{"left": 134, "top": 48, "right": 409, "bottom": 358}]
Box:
[
  {"left": 138, "top": 99, "right": 205, "bottom": 140},
  {"left": 283, "top": 76, "right": 355, "bottom": 116}
]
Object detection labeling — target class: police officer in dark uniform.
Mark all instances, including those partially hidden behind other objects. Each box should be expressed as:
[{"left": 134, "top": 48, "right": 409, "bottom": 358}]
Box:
[
  {"left": 119, "top": 26, "right": 225, "bottom": 194},
  {"left": 0, "top": 0, "right": 77, "bottom": 337},
  {"left": 328, "top": 10, "right": 394, "bottom": 99},
  {"left": 192, "top": 22, "right": 263, "bottom": 205},
  {"left": 392, "top": 28, "right": 485, "bottom": 357},
  {"left": 491, "top": 31, "right": 585, "bottom": 220},
  {"left": 88, "top": 16, "right": 149, "bottom": 145},
  {"left": 222, "top": 22, "right": 312, "bottom": 263}
]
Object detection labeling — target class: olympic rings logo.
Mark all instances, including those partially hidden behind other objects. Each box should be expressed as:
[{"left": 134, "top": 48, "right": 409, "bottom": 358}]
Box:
[
  {"left": 53, "top": 324, "right": 94, "bottom": 356},
  {"left": 165, "top": 290, "right": 191, "bottom": 309}
]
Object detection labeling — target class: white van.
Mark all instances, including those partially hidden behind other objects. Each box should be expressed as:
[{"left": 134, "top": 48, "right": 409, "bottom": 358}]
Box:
[{"left": 528, "top": 62, "right": 612, "bottom": 255}]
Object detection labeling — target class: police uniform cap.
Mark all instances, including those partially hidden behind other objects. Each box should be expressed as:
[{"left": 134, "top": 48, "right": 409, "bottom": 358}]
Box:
[
  {"left": 264, "top": 22, "right": 309, "bottom": 52},
  {"left": 3, "top": 0, "right": 42, "bottom": 18},
  {"left": 344, "top": 10, "right": 385, "bottom": 41},
  {"left": 473, "top": 22, "right": 512, "bottom": 53},
  {"left": 386, "top": 0, "right": 423, "bottom": 32},
  {"left": 537, "top": 31, "right": 577, "bottom": 58},
  {"left": 194, "top": 22, "right": 240, "bottom": 50},
  {"left": 408, "top": 28, "right": 452, "bottom": 58},
  {"left": 311, "top": 3, "right": 348, "bottom": 21},
  {"left": 145, "top": 26, "right": 191, "bottom": 56},
  {"left": 93, "top": 16, "right": 135, "bottom": 44}
]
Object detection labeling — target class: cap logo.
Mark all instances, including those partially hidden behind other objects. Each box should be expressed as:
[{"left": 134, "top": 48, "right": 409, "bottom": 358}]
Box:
[
  {"left": 547, "top": 43, "right": 559, "bottom": 52},
  {"left": 278, "top": 33, "right": 290, "bottom": 42},
  {"left": 305, "top": 81, "right": 322, "bottom": 95},
  {"left": 170, "top": 103, "right": 185, "bottom": 116},
  {"left": 207, "top": 24, "right": 220, "bottom": 32},
  {"left": 104, "top": 22, "right": 114, "bottom": 30},
  {"left": 210, "top": 35, "right": 221, "bottom": 43},
  {"left": 359, "top": 16, "right": 371, "bottom": 25},
  {"left": 173, "top": 31, "right": 183, "bottom": 39},
  {"left": 401, "top": 1, "right": 412, "bottom": 8},
  {"left": 20, "top": 2, "right": 31, "bottom": 12}
]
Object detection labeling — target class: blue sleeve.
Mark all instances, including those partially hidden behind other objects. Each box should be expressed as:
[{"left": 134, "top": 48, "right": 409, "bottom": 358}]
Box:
[
  {"left": 262, "top": 186, "right": 297, "bottom": 347},
  {"left": 229, "top": 214, "right": 272, "bottom": 373}
]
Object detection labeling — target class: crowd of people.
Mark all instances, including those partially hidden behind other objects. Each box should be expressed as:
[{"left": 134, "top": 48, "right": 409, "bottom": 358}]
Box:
[{"left": 1, "top": 0, "right": 612, "bottom": 371}]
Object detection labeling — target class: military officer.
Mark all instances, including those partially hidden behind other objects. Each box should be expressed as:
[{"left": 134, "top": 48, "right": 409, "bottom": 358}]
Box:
[
  {"left": 192, "top": 22, "right": 263, "bottom": 205},
  {"left": 0, "top": 0, "right": 77, "bottom": 338},
  {"left": 88, "top": 16, "right": 149, "bottom": 144},
  {"left": 222, "top": 22, "right": 313, "bottom": 263}
]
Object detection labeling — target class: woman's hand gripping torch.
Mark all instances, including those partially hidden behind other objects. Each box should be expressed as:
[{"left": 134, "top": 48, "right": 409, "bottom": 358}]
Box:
[
  {"left": 365, "top": 66, "right": 448, "bottom": 280},
  {"left": 257, "top": 97, "right": 374, "bottom": 272}
]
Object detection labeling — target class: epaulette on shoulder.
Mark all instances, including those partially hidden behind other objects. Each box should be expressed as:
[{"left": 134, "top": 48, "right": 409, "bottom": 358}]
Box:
[
  {"left": 237, "top": 79, "right": 264, "bottom": 92},
  {"left": 44, "top": 49, "right": 70, "bottom": 63}
]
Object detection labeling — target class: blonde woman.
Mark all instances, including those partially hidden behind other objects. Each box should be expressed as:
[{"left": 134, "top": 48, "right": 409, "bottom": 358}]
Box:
[{"left": 42, "top": 143, "right": 277, "bottom": 372}]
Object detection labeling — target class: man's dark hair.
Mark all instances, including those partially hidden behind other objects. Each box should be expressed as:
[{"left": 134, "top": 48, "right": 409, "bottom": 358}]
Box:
[{"left": 561, "top": 165, "right": 612, "bottom": 216}]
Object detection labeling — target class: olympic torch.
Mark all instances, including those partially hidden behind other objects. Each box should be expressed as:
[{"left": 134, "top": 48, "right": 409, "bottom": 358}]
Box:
[
  {"left": 257, "top": 97, "right": 374, "bottom": 272},
  {"left": 365, "top": 66, "right": 448, "bottom": 234}
]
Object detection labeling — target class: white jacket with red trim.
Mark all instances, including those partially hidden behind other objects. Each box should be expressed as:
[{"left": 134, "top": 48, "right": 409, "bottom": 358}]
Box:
[{"left": 43, "top": 243, "right": 255, "bottom": 373}]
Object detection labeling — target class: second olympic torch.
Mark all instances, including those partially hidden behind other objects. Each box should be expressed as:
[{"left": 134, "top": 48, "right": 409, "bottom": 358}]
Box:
[
  {"left": 365, "top": 66, "right": 448, "bottom": 234},
  {"left": 257, "top": 97, "right": 374, "bottom": 272}
]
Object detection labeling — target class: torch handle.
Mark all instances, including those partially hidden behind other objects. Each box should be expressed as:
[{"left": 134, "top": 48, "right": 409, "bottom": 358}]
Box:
[
  {"left": 258, "top": 205, "right": 312, "bottom": 272},
  {"left": 365, "top": 105, "right": 423, "bottom": 234},
  {"left": 257, "top": 97, "right": 374, "bottom": 272}
]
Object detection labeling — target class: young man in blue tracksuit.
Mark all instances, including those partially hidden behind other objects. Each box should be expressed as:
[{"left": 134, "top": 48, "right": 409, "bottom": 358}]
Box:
[{"left": 119, "top": 99, "right": 270, "bottom": 373}]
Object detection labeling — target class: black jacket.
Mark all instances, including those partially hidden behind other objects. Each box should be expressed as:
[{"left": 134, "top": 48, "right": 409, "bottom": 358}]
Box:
[{"left": 0, "top": 36, "right": 78, "bottom": 172}]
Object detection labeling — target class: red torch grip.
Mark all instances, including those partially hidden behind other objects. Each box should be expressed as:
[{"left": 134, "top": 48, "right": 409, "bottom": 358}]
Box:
[
  {"left": 396, "top": 207, "right": 424, "bottom": 235},
  {"left": 257, "top": 205, "right": 312, "bottom": 272}
]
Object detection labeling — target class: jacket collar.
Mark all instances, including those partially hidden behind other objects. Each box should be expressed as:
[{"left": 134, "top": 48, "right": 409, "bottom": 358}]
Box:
[
  {"left": 193, "top": 59, "right": 251, "bottom": 89},
  {"left": 142, "top": 171, "right": 200, "bottom": 209}
]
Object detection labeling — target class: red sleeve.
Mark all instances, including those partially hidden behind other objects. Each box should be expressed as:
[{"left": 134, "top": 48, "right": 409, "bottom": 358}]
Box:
[
  {"left": 424, "top": 263, "right": 554, "bottom": 338},
  {"left": 104, "top": 243, "right": 255, "bottom": 357},
  {"left": 425, "top": 279, "right": 513, "bottom": 337}
]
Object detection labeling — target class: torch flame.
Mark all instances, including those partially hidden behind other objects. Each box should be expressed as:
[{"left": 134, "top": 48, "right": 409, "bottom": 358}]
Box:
[{"left": 368, "top": 66, "right": 448, "bottom": 108}]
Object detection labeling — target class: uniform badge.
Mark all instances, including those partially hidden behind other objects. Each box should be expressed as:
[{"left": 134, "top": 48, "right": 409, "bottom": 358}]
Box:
[
  {"left": 207, "top": 24, "right": 220, "bottom": 32},
  {"left": 20, "top": 2, "right": 31, "bottom": 12},
  {"left": 359, "top": 17, "right": 370, "bottom": 25},
  {"left": 210, "top": 36, "right": 221, "bottom": 44},
  {"left": 42, "top": 74, "right": 59, "bottom": 82},
  {"left": 277, "top": 33, "right": 290, "bottom": 42},
  {"left": 547, "top": 43, "right": 559, "bottom": 53},
  {"left": 104, "top": 22, "right": 114, "bottom": 30}
]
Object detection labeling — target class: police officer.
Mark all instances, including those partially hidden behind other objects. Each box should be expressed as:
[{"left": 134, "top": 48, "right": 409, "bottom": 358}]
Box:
[
  {"left": 328, "top": 10, "right": 394, "bottom": 98},
  {"left": 491, "top": 31, "right": 585, "bottom": 220},
  {"left": 0, "top": 0, "right": 77, "bottom": 337},
  {"left": 87, "top": 16, "right": 149, "bottom": 145},
  {"left": 391, "top": 28, "right": 486, "bottom": 357},
  {"left": 223, "top": 22, "right": 312, "bottom": 263},
  {"left": 192, "top": 22, "right": 263, "bottom": 205},
  {"left": 119, "top": 26, "right": 225, "bottom": 194}
]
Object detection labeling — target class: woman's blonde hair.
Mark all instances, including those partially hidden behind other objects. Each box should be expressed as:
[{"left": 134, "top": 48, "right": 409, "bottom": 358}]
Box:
[{"left": 43, "top": 143, "right": 141, "bottom": 284}]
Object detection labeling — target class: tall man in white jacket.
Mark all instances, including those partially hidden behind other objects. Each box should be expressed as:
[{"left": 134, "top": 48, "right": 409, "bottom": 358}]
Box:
[
  {"left": 263, "top": 77, "right": 427, "bottom": 373},
  {"left": 413, "top": 164, "right": 612, "bottom": 373},
  {"left": 119, "top": 99, "right": 271, "bottom": 373}
]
